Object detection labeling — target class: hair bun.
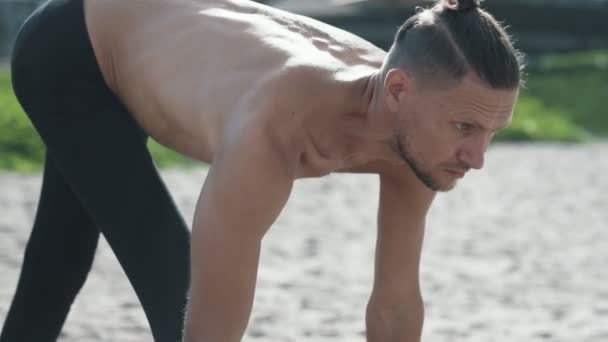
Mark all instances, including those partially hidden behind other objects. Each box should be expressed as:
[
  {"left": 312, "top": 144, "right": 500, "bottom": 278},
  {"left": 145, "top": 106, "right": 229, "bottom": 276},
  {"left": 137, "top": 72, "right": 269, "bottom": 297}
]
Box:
[{"left": 443, "top": 0, "right": 481, "bottom": 12}]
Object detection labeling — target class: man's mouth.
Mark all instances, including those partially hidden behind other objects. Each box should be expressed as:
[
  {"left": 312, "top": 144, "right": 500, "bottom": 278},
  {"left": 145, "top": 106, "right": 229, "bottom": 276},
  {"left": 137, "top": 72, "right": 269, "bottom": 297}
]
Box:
[{"left": 444, "top": 168, "right": 467, "bottom": 178}]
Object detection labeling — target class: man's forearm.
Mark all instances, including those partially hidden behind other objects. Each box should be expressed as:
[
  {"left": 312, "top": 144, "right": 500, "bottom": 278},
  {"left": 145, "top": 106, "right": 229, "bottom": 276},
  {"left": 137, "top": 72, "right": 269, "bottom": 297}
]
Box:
[{"left": 366, "top": 300, "right": 424, "bottom": 342}]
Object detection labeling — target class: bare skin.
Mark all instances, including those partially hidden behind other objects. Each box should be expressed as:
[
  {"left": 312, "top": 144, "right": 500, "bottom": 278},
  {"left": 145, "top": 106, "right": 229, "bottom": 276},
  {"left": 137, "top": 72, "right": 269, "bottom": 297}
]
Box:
[{"left": 84, "top": 0, "right": 519, "bottom": 341}]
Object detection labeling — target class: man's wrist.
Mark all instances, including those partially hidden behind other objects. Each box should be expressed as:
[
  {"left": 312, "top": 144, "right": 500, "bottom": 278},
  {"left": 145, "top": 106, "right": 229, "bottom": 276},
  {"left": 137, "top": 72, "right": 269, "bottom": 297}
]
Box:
[{"left": 366, "top": 300, "right": 424, "bottom": 342}]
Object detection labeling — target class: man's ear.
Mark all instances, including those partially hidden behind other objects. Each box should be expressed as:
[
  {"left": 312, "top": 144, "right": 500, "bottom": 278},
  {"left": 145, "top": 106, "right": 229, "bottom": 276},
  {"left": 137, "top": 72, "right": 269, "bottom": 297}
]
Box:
[{"left": 383, "top": 68, "right": 414, "bottom": 112}]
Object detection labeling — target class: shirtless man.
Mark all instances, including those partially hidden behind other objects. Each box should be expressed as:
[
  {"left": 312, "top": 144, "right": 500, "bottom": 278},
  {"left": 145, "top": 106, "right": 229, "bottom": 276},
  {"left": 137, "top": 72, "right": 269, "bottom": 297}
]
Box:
[{"left": 1, "top": 0, "right": 523, "bottom": 341}]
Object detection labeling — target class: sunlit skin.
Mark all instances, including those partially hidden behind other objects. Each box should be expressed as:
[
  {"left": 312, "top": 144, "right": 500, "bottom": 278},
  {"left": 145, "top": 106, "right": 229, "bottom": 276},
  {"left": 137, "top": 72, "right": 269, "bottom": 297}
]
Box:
[
  {"left": 82, "top": 0, "right": 523, "bottom": 340},
  {"left": 366, "top": 69, "right": 519, "bottom": 192}
]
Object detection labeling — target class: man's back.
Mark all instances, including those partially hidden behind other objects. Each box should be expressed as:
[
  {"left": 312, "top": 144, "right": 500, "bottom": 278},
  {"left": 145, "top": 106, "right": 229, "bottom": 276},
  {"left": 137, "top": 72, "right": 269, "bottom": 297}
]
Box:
[{"left": 84, "top": 0, "right": 385, "bottom": 163}]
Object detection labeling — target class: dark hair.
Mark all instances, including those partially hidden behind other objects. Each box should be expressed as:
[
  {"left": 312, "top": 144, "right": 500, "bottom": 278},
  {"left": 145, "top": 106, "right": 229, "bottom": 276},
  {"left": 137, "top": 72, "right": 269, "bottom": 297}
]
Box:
[{"left": 385, "top": 0, "right": 525, "bottom": 89}]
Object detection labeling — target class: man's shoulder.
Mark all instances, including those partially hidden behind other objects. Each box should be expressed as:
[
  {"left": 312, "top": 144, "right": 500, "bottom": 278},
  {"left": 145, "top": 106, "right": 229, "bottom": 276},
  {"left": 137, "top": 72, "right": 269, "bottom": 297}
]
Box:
[
  {"left": 277, "top": 62, "right": 341, "bottom": 86},
  {"left": 249, "top": 61, "right": 342, "bottom": 112}
]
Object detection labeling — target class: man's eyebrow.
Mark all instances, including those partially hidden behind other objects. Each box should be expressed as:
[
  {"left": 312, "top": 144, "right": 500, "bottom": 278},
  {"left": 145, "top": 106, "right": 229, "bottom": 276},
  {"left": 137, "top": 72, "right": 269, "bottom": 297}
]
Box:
[
  {"left": 471, "top": 118, "right": 512, "bottom": 132},
  {"left": 467, "top": 119, "right": 489, "bottom": 131}
]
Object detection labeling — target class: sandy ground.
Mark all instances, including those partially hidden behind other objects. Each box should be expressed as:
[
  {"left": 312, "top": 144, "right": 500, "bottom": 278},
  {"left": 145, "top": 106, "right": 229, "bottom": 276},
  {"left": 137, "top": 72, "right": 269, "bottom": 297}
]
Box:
[{"left": 1, "top": 142, "right": 607, "bottom": 342}]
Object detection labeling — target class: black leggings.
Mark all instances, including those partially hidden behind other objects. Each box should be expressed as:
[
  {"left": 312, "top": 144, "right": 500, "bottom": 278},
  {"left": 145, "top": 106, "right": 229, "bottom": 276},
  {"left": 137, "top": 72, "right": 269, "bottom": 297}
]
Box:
[{"left": 0, "top": 0, "right": 191, "bottom": 341}]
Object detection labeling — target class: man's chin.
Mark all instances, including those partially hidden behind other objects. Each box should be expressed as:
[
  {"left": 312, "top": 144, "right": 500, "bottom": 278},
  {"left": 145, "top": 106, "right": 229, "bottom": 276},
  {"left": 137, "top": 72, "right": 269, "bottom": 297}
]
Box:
[
  {"left": 404, "top": 159, "right": 460, "bottom": 192},
  {"left": 433, "top": 169, "right": 468, "bottom": 192},
  {"left": 419, "top": 175, "right": 458, "bottom": 192},
  {"left": 436, "top": 181, "right": 457, "bottom": 192},
  {"left": 436, "top": 173, "right": 462, "bottom": 192}
]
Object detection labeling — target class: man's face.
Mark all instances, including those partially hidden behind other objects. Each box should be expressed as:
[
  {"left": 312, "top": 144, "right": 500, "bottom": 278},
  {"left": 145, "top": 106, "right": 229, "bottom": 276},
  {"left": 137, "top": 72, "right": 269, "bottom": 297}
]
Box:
[{"left": 385, "top": 72, "right": 519, "bottom": 192}]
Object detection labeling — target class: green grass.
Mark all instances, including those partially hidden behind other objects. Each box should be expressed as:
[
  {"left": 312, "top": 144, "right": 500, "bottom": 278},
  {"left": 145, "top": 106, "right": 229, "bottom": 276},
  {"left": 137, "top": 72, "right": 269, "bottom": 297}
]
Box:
[
  {"left": 535, "top": 49, "right": 608, "bottom": 71},
  {"left": 522, "top": 57, "right": 608, "bottom": 137},
  {"left": 495, "top": 50, "right": 608, "bottom": 142},
  {"left": 1, "top": 50, "right": 607, "bottom": 171},
  {"left": 146, "top": 140, "right": 201, "bottom": 169},
  {"left": 495, "top": 96, "right": 591, "bottom": 142},
  {"left": 0, "top": 70, "right": 44, "bottom": 172}
]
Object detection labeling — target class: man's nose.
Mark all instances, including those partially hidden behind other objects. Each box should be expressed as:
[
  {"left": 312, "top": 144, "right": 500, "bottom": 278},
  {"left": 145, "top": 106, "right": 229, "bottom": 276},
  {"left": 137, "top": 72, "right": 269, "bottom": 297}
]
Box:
[{"left": 458, "top": 138, "right": 487, "bottom": 170}]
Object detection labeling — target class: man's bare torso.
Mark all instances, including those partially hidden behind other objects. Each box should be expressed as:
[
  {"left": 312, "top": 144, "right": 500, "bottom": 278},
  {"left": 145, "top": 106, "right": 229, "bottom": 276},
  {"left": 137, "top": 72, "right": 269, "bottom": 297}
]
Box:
[
  {"left": 80, "top": 2, "right": 443, "bottom": 339},
  {"left": 84, "top": 0, "right": 388, "bottom": 176}
]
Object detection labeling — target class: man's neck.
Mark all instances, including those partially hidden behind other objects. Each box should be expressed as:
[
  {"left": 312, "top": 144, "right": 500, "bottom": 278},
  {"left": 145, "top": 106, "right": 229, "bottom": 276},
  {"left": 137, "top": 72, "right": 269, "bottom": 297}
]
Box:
[{"left": 333, "top": 69, "right": 399, "bottom": 164}]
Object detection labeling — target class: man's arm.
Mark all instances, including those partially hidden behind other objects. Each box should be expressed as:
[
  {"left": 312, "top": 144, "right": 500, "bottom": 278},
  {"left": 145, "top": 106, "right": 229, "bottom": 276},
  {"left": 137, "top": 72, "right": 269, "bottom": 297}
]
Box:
[
  {"left": 366, "top": 165, "right": 435, "bottom": 342},
  {"left": 183, "top": 124, "right": 294, "bottom": 342}
]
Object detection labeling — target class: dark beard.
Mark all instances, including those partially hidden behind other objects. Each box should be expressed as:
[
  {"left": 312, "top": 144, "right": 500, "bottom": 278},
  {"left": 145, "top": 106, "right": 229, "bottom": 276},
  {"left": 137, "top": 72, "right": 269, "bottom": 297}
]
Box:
[{"left": 395, "top": 133, "right": 441, "bottom": 192}]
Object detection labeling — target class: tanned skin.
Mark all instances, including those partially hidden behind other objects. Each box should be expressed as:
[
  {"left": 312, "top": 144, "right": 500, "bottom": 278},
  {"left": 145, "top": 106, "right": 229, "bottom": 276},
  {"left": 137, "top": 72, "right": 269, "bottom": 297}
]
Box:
[{"left": 84, "top": 0, "right": 519, "bottom": 340}]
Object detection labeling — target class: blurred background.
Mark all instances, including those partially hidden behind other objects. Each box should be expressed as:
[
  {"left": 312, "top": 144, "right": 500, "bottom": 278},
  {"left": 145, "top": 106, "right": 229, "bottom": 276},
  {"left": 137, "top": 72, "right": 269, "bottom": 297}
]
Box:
[{"left": 0, "top": 0, "right": 607, "bottom": 172}]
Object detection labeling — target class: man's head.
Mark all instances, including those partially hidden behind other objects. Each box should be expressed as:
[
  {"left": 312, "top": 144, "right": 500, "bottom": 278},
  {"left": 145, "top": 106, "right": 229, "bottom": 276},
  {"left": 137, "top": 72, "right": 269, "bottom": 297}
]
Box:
[{"left": 380, "top": 0, "right": 524, "bottom": 191}]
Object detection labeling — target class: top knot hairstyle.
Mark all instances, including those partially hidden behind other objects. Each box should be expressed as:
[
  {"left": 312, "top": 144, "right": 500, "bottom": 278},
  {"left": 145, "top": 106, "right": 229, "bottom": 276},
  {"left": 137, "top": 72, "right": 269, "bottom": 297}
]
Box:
[
  {"left": 385, "top": 0, "right": 525, "bottom": 89},
  {"left": 443, "top": 0, "right": 480, "bottom": 12}
]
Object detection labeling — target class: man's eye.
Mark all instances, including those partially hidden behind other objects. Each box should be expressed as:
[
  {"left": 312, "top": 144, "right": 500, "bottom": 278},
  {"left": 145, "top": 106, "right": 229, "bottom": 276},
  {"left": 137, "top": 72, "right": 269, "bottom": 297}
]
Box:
[{"left": 455, "top": 122, "right": 475, "bottom": 132}]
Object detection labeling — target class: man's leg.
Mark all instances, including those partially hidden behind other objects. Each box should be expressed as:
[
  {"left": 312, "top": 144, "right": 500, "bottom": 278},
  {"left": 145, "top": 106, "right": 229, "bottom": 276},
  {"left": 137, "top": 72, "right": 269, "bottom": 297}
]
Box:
[
  {"left": 31, "top": 93, "right": 191, "bottom": 342},
  {"left": 0, "top": 157, "right": 99, "bottom": 342},
  {"left": 7, "top": 0, "right": 191, "bottom": 338},
  {"left": 10, "top": 91, "right": 192, "bottom": 341}
]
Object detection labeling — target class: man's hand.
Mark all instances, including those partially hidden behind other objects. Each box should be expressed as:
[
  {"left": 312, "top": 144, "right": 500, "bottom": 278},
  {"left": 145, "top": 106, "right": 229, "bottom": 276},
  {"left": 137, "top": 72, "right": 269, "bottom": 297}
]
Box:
[
  {"left": 366, "top": 164, "right": 435, "bottom": 342},
  {"left": 183, "top": 123, "right": 293, "bottom": 342}
]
